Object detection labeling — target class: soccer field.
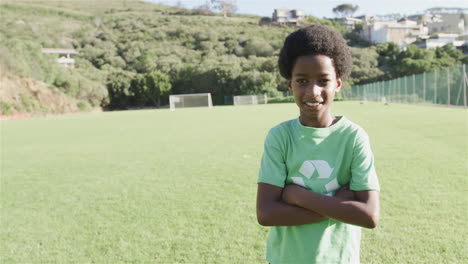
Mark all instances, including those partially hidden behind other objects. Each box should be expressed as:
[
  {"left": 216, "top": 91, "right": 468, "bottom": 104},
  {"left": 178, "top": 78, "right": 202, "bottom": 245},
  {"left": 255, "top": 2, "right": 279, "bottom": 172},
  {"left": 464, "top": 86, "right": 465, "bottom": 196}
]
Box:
[{"left": 1, "top": 102, "right": 467, "bottom": 263}]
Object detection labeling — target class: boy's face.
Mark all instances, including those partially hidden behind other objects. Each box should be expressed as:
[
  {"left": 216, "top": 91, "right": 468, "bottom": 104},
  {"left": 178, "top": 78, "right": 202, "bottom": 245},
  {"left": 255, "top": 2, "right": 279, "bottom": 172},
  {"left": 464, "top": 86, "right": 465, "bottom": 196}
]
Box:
[{"left": 288, "top": 54, "right": 342, "bottom": 126}]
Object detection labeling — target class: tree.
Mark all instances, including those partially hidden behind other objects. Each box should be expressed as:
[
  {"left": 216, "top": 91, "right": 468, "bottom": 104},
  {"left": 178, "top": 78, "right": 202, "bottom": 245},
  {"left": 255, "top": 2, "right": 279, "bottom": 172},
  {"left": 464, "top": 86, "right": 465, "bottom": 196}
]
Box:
[
  {"left": 259, "top": 17, "right": 272, "bottom": 25},
  {"left": 239, "top": 71, "right": 278, "bottom": 96},
  {"left": 145, "top": 71, "right": 172, "bottom": 107},
  {"left": 349, "top": 47, "right": 384, "bottom": 85},
  {"left": 106, "top": 71, "right": 134, "bottom": 109},
  {"left": 243, "top": 39, "right": 274, "bottom": 57},
  {"left": 332, "top": 4, "right": 359, "bottom": 18},
  {"left": 374, "top": 43, "right": 468, "bottom": 80},
  {"left": 211, "top": 0, "right": 237, "bottom": 18},
  {"left": 129, "top": 74, "right": 146, "bottom": 106},
  {"left": 194, "top": 1, "right": 213, "bottom": 16}
]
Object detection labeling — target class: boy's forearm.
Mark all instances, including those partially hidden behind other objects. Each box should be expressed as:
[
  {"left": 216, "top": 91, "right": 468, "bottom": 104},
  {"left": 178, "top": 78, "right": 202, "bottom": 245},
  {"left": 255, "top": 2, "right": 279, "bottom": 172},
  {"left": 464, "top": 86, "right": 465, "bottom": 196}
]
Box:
[
  {"left": 257, "top": 200, "right": 326, "bottom": 226},
  {"left": 257, "top": 183, "right": 327, "bottom": 226},
  {"left": 283, "top": 185, "right": 379, "bottom": 228}
]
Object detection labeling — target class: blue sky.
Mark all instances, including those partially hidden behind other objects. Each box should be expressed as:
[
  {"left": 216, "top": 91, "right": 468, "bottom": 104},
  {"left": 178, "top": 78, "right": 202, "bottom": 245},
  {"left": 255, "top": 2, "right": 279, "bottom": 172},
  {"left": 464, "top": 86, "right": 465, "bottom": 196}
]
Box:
[{"left": 146, "top": 0, "right": 468, "bottom": 18}]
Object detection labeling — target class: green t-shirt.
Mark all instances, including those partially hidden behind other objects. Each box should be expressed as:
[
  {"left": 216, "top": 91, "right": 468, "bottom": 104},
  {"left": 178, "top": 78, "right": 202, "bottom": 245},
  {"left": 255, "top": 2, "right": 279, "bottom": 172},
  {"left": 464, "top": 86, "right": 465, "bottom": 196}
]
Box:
[{"left": 258, "top": 116, "right": 380, "bottom": 264}]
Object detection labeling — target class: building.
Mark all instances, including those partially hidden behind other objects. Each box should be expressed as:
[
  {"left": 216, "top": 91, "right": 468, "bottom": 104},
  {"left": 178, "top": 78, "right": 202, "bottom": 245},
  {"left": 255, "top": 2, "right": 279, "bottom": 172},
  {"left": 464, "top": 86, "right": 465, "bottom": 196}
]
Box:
[
  {"left": 354, "top": 11, "right": 467, "bottom": 50},
  {"left": 360, "top": 18, "right": 428, "bottom": 47},
  {"left": 336, "top": 17, "right": 363, "bottom": 30},
  {"left": 415, "top": 33, "right": 467, "bottom": 53},
  {"left": 425, "top": 13, "right": 467, "bottom": 34},
  {"left": 41, "top": 48, "right": 78, "bottom": 68},
  {"left": 410, "top": 13, "right": 468, "bottom": 52},
  {"left": 272, "top": 9, "right": 305, "bottom": 26}
]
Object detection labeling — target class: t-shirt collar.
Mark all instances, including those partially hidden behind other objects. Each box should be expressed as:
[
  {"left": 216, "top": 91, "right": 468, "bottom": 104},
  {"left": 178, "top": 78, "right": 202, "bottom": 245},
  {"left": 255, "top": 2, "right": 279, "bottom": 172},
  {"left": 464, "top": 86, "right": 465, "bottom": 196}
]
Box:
[{"left": 295, "top": 116, "right": 346, "bottom": 138}]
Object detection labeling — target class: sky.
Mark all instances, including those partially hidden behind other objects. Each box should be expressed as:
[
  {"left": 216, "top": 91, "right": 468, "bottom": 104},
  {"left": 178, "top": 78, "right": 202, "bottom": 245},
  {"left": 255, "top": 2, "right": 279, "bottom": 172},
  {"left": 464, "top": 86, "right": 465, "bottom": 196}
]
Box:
[{"left": 146, "top": 0, "right": 468, "bottom": 18}]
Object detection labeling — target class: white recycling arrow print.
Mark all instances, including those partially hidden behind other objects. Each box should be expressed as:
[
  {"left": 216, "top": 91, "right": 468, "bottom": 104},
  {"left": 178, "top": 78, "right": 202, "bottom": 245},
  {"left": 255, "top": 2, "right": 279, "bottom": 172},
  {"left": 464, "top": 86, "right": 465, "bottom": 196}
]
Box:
[
  {"left": 299, "top": 160, "right": 334, "bottom": 179},
  {"left": 291, "top": 177, "right": 306, "bottom": 187},
  {"left": 325, "top": 178, "right": 340, "bottom": 193}
]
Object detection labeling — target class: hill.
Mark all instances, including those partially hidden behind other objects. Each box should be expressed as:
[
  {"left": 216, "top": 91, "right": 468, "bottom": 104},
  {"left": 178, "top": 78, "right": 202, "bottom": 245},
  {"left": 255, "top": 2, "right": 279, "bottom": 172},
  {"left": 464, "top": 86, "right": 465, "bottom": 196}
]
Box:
[
  {"left": 0, "top": 0, "right": 466, "bottom": 115},
  {"left": 0, "top": 0, "right": 292, "bottom": 113}
]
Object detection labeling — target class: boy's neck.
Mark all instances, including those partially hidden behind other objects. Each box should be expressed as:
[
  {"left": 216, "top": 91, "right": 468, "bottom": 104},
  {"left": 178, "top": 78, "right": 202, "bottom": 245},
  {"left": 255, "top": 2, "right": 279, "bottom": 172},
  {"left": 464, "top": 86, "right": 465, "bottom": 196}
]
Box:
[{"left": 299, "top": 113, "right": 337, "bottom": 128}]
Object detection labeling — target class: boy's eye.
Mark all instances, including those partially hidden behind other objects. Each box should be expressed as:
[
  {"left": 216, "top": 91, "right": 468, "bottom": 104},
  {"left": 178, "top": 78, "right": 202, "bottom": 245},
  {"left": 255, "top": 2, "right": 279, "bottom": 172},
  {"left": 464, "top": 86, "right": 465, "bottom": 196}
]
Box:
[
  {"left": 318, "top": 79, "right": 330, "bottom": 85},
  {"left": 296, "top": 79, "right": 308, "bottom": 84}
]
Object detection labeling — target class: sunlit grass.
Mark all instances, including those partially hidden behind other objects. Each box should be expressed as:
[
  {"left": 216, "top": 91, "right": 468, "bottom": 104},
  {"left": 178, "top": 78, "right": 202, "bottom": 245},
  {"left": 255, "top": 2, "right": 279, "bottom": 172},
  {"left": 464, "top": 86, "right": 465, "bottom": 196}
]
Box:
[{"left": 1, "top": 102, "right": 467, "bottom": 263}]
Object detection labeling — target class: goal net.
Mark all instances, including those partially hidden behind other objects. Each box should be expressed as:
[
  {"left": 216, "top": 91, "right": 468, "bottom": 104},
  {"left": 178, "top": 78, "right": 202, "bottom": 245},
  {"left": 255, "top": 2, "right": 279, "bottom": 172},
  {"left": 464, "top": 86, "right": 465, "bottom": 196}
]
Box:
[
  {"left": 233, "top": 94, "right": 268, "bottom": 105},
  {"left": 169, "top": 93, "right": 213, "bottom": 111}
]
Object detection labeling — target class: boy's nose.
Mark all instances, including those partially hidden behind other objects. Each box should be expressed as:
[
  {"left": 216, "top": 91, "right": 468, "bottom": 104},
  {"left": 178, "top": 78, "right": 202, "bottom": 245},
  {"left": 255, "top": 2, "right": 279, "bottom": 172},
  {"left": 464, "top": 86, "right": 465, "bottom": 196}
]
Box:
[{"left": 305, "top": 84, "right": 321, "bottom": 97}]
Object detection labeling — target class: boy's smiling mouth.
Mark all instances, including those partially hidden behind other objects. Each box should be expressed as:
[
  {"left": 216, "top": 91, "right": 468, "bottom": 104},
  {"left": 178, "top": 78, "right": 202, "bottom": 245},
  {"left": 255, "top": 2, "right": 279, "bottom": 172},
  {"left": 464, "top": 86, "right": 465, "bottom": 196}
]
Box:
[{"left": 304, "top": 101, "right": 323, "bottom": 108}]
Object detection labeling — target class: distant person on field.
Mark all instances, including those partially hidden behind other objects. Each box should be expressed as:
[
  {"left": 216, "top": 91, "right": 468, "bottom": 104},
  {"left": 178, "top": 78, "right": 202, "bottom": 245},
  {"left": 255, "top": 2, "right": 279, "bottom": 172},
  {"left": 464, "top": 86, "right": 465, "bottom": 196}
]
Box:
[{"left": 256, "top": 24, "right": 380, "bottom": 264}]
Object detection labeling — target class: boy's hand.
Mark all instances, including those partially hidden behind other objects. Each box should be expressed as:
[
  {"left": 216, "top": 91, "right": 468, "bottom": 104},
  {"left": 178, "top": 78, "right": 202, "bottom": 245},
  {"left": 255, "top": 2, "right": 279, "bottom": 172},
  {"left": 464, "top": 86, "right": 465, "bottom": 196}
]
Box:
[
  {"left": 335, "top": 184, "right": 355, "bottom": 201},
  {"left": 281, "top": 184, "right": 305, "bottom": 206}
]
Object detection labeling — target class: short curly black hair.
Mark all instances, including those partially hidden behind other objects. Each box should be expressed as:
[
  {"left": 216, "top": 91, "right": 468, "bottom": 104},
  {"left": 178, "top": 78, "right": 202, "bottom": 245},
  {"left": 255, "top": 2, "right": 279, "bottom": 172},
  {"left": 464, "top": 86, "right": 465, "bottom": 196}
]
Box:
[{"left": 278, "top": 24, "right": 352, "bottom": 80}]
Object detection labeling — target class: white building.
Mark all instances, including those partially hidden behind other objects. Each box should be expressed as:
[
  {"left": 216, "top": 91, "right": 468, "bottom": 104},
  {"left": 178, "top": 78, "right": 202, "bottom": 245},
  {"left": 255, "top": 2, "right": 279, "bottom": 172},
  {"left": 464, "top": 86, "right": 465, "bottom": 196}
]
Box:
[
  {"left": 360, "top": 18, "right": 428, "bottom": 47},
  {"left": 425, "top": 13, "right": 467, "bottom": 34},
  {"left": 336, "top": 17, "right": 364, "bottom": 30},
  {"left": 42, "top": 48, "right": 78, "bottom": 68},
  {"left": 411, "top": 13, "right": 468, "bottom": 52},
  {"left": 272, "top": 9, "right": 305, "bottom": 26},
  {"left": 415, "top": 33, "right": 466, "bottom": 50}
]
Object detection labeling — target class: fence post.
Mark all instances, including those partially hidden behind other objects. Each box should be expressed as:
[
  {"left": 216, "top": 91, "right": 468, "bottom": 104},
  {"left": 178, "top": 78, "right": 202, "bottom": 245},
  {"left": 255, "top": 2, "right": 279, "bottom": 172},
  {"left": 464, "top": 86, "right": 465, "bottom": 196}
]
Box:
[
  {"left": 412, "top": 74, "right": 416, "bottom": 103},
  {"left": 388, "top": 80, "right": 395, "bottom": 103},
  {"left": 435, "top": 70, "right": 438, "bottom": 105},
  {"left": 376, "top": 82, "right": 378, "bottom": 102},
  {"left": 374, "top": 82, "right": 377, "bottom": 102},
  {"left": 447, "top": 68, "right": 450, "bottom": 106},
  {"left": 385, "top": 81, "right": 387, "bottom": 102},
  {"left": 423, "top": 72, "right": 426, "bottom": 103},
  {"left": 362, "top": 85, "right": 365, "bottom": 101},
  {"left": 404, "top": 76, "right": 407, "bottom": 103},
  {"left": 361, "top": 85, "right": 364, "bottom": 101},
  {"left": 380, "top": 81, "right": 383, "bottom": 102},
  {"left": 463, "top": 64, "right": 467, "bottom": 107},
  {"left": 372, "top": 83, "right": 375, "bottom": 101},
  {"left": 397, "top": 78, "right": 400, "bottom": 103}
]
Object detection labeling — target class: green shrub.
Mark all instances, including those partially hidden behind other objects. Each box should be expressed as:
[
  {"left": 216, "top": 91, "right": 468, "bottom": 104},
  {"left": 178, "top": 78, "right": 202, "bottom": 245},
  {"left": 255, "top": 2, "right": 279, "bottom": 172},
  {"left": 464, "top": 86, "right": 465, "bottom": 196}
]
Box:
[
  {"left": 0, "top": 102, "right": 14, "bottom": 115},
  {"left": 77, "top": 101, "right": 91, "bottom": 111},
  {"left": 19, "top": 93, "right": 41, "bottom": 112}
]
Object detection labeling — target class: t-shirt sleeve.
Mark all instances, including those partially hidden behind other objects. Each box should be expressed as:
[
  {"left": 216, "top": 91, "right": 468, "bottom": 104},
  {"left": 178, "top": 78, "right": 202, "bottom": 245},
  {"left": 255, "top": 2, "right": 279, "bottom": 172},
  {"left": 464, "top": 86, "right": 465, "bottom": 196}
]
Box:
[
  {"left": 257, "top": 128, "right": 288, "bottom": 188},
  {"left": 350, "top": 129, "right": 380, "bottom": 191}
]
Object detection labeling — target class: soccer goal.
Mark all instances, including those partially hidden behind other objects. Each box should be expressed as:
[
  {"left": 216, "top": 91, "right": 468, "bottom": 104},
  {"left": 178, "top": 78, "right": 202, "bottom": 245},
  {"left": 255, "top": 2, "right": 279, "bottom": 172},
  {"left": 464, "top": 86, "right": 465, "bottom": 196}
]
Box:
[
  {"left": 169, "top": 93, "right": 213, "bottom": 111},
  {"left": 233, "top": 94, "right": 268, "bottom": 106}
]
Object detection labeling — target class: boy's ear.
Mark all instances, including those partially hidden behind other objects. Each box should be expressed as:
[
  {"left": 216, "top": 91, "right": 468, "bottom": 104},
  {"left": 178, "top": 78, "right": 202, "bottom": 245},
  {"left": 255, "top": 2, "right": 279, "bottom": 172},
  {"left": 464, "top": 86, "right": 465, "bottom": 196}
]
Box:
[
  {"left": 335, "top": 78, "right": 342, "bottom": 92},
  {"left": 287, "top": 80, "right": 292, "bottom": 91}
]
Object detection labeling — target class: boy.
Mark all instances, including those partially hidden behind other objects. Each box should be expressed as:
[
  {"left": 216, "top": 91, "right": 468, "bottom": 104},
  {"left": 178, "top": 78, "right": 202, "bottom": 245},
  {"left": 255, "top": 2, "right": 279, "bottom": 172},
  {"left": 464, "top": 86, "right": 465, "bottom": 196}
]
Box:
[{"left": 256, "top": 24, "right": 380, "bottom": 264}]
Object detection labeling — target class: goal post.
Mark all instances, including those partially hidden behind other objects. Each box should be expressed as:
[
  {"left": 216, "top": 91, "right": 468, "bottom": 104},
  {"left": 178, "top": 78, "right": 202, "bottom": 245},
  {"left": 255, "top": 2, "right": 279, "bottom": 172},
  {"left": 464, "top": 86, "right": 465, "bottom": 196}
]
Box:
[
  {"left": 233, "top": 94, "right": 268, "bottom": 105},
  {"left": 169, "top": 93, "right": 213, "bottom": 111}
]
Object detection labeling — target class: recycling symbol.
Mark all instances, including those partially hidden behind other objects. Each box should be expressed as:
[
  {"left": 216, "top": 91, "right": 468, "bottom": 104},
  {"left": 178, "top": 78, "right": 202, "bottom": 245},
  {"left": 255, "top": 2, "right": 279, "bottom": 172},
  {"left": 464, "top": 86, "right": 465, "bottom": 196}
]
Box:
[{"left": 291, "top": 160, "right": 339, "bottom": 196}]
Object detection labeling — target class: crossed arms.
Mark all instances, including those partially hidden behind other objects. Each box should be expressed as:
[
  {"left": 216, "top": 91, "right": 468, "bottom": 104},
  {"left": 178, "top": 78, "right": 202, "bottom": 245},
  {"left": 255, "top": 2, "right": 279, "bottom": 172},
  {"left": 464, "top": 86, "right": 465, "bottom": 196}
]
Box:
[{"left": 256, "top": 183, "right": 379, "bottom": 229}]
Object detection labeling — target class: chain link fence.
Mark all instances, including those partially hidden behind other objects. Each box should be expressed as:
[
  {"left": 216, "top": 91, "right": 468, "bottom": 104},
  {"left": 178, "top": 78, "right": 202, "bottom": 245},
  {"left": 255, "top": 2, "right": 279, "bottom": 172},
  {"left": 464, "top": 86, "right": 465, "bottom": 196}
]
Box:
[{"left": 342, "top": 64, "right": 468, "bottom": 107}]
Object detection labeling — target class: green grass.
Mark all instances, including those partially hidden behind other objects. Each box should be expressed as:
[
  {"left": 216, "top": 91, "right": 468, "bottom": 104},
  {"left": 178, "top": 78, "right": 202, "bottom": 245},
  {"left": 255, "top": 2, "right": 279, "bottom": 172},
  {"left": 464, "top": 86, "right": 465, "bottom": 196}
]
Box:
[{"left": 1, "top": 102, "right": 467, "bottom": 263}]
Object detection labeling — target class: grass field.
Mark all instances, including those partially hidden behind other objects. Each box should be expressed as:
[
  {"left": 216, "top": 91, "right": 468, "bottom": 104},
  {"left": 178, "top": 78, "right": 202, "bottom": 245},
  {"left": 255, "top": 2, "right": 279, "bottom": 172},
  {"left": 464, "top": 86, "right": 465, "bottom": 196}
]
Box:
[{"left": 1, "top": 101, "right": 467, "bottom": 263}]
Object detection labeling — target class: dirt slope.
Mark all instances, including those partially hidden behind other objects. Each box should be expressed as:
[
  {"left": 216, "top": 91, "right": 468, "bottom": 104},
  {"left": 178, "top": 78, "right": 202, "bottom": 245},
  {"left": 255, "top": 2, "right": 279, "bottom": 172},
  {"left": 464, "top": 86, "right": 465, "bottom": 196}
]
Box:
[{"left": 0, "top": 68, "right": 79, "bottom": 117}]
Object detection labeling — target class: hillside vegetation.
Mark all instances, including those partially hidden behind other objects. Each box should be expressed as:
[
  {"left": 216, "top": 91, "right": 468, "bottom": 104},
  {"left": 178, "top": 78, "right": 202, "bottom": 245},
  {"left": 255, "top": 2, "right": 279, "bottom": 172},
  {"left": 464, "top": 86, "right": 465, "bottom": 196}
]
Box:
[
  {"left": 1, "top": 0, "right": 466, "bottom": 114},
  {"left": 0, "top": 69, "right": 78, "bottom": 115}
]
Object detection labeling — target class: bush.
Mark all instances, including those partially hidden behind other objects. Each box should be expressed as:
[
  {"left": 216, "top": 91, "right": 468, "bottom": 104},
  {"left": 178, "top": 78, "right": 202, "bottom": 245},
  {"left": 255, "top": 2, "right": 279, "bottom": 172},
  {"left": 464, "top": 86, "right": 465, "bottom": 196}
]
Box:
[
  {"left": 106, "top": 71, "right": 134, "bottom": 109},
  {"left": 243, "top": 39, "right": 274, "bottom": 57},
  {"left": 268, "top": 96, "right": 295, "bottom": 104},
  {"left": 0, "top": 102, "right": 14, "bottom": 115},
  {"left": 77, "top": 101, "right": 91, "bottom": 111}
]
